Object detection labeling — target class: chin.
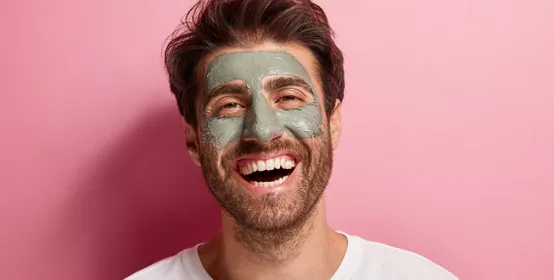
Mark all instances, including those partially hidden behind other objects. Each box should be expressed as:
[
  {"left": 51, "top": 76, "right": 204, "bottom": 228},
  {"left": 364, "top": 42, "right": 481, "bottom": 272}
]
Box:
[{"left": 200, "top": 137, "right": 332, "bottom": 231}]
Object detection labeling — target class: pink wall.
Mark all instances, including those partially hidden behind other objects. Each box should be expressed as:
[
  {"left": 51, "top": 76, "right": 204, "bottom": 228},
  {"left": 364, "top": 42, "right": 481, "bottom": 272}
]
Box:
[{"left": 1, "top": 0, "right": 553, "bottom": 279}]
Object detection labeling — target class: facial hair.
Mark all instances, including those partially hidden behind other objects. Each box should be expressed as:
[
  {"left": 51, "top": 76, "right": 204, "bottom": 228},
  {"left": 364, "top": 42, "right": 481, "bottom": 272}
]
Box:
[{"left": 198, "top": 129, "right": 334, "bottom": 259}]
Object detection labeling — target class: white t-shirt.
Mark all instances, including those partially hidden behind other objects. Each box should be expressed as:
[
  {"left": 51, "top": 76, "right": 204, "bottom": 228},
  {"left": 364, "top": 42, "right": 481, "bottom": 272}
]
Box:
[{"left": 126, "top": 232, "right": 457, "bottom": 280}]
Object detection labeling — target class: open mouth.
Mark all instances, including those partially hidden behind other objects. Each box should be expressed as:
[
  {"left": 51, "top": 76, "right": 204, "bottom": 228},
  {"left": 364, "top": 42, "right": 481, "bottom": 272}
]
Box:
[{"left": 237, "top": 155, "right": 297, "bottom": 188}]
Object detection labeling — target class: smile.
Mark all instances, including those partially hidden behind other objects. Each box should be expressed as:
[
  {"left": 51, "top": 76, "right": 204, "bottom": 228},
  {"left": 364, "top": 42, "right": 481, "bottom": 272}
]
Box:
[{"left": 236, "top": 155, "right": 297, "bottom": 188}]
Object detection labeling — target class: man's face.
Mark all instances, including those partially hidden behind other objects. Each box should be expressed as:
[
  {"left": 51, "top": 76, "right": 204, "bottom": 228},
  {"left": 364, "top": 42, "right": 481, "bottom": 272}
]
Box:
[{"left": 190, "top": 43, "right": 340, "bottom": 230}]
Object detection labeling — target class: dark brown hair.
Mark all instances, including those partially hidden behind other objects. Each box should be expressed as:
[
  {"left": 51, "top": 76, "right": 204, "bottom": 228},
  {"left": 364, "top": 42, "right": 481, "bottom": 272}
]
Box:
[{"left": 164, "top": 0, "right": 345, "bottom": 127}]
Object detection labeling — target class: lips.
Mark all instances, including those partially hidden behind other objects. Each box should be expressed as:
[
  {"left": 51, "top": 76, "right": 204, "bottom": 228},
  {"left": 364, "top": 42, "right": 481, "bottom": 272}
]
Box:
[{"left": 235, "top": 154, "right": 297, "bottom": 188}]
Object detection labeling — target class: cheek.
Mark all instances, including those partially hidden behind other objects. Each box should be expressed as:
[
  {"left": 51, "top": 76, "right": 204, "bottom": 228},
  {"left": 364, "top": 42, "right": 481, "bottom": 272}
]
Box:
[
  {"left": 276, "top": 103, "right": 323, "bottom": 139},
  {"left": 201, "top": 117, "right": 243, "bottom": 147},
  {"left": 200, "top": 102, "right": 324, "bottom": 144},
  {"left": 199, "top": 141, "right": 232, "bottom": 177}
]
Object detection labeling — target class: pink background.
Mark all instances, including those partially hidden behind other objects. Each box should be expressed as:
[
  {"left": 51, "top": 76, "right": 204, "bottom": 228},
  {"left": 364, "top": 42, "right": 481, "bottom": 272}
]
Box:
[{"left": 1, "top": 0, "right": 553, "bottom": 279}]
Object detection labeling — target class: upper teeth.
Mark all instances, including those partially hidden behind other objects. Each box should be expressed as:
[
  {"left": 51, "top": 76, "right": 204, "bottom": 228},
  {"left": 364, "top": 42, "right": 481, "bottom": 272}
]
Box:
[{"left": 238, "top": 156, "right": 295, "bottom": 175}]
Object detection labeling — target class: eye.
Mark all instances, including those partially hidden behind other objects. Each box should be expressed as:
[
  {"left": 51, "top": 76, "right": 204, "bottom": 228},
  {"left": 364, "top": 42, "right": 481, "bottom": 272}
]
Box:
[
  {"left": 222, "top": 102, "right": 243, "bottom": 109},
  {"left": 214, "top": 100, "right": 246, "bottom": 117},
  {"left": 275, "top": 92, "right": 306, "bottom": 110},
  {"left": 278, "top": 95, "right": 299, "bottom": 102}
]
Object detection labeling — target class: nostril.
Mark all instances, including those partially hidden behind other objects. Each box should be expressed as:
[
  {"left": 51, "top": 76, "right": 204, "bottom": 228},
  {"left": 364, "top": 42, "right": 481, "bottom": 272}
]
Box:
[
  {"left": 266, "top": 131, "right": 284, "bottom": 142},
  {"left": 242, "top": 132, "right": 283, "bottom": 143}
]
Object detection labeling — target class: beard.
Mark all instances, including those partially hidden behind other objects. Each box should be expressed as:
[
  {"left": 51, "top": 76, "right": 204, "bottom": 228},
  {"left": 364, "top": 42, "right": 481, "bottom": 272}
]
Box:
[{"left": 198, "top": 129, "right": 334, "bottom": 251}]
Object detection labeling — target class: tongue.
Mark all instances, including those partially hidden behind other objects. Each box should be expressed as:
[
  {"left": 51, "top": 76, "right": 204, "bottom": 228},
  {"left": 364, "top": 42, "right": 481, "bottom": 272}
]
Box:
[{"left": 245, "top": 168, "right": 292, "bottom": 182}]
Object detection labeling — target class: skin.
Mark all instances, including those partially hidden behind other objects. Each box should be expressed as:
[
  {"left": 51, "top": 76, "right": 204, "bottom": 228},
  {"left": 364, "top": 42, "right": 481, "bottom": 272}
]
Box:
[
  {"left": 202, "top": 51, "right": 323, "bottom": 147},
  {"left": 184, "top": 41, "right": 345, "bottom": 280}
]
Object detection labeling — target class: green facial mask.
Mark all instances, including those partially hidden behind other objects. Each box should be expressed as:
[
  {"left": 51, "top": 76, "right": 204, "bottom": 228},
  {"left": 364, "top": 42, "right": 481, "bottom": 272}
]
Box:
[{"left": 202, "top": 51, "right": 322, "bottom": 147}]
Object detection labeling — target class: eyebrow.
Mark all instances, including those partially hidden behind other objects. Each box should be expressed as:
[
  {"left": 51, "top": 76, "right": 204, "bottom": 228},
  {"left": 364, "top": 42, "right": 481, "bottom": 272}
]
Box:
[
  {"left": 207, "top": 83, "right": 248, "bottom": 99},
  {"left": 206, "top": 76, "right": 314, "bottom": 100},
  {"left": 264, "top": 76, "right": 314, "bottom": 96}
]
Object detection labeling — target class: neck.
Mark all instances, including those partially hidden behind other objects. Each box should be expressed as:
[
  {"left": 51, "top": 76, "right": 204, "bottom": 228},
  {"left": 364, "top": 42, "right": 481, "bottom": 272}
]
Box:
[{"left": 198, "top": 199, "right": 347, "bottom": 280}]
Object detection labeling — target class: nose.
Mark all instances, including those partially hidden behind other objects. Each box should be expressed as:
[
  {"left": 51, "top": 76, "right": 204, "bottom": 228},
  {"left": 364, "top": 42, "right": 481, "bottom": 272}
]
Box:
[{"left": 242, "top": 94, "right": 285, "bottom": 143}]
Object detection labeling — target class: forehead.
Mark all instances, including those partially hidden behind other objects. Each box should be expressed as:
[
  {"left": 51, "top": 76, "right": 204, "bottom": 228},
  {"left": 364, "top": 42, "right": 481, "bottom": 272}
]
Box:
[{"left": 204, "top": 51, "right": 316, "bottom": 92}]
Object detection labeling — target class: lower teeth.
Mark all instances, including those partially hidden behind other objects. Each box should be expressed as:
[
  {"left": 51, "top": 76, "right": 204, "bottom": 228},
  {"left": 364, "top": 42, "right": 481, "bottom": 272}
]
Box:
[{"left": 252, "top": 175, "right": 289, "bottom": 188}]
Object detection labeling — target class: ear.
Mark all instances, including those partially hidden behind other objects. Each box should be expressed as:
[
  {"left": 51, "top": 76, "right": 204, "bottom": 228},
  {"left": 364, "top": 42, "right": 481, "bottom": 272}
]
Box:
[
  {"left": 329, "top": 100, "right": 342, "bottom": 151},
  {"left": 183, "top": 119, "right": 201, "bottom": 166}
]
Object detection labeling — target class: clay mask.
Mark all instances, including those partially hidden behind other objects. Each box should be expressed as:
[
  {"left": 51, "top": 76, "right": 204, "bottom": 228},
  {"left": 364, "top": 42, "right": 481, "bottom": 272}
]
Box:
[{"left": 202, "top": 51, "right": 322, "bottom": 147}]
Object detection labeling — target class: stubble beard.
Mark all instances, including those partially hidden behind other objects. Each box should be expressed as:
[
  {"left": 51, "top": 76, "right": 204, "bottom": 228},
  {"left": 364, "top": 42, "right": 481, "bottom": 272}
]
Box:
[{"left": 198, "top": 130, "right": 334, "bottom": 261}]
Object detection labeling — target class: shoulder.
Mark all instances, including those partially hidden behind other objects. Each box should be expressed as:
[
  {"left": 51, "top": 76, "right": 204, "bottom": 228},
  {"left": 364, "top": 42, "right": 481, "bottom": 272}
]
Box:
[
  {"left": 344, "top": 233, "right": 458, "bottom": 280},
  {"left": 124, "top": 247, "right": 199, "bottom": 280}
]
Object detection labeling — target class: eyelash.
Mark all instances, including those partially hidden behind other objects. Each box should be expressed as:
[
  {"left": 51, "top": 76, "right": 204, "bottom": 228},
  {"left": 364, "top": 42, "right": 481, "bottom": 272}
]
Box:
[
  {"left": 222, "top": 102, "right": 244, "bottom": 109},
  {"left": 279, "top": 95, "right": 299, "bottom": 102},
  {"left": 209, "top": 90, "right": 307, "bottom": 116}
]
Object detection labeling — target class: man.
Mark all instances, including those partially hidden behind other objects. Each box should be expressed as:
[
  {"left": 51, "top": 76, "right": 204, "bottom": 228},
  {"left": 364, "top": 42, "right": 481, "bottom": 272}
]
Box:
[{"left": 127, "top": 0, "right": 457, "bottom": 279}]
